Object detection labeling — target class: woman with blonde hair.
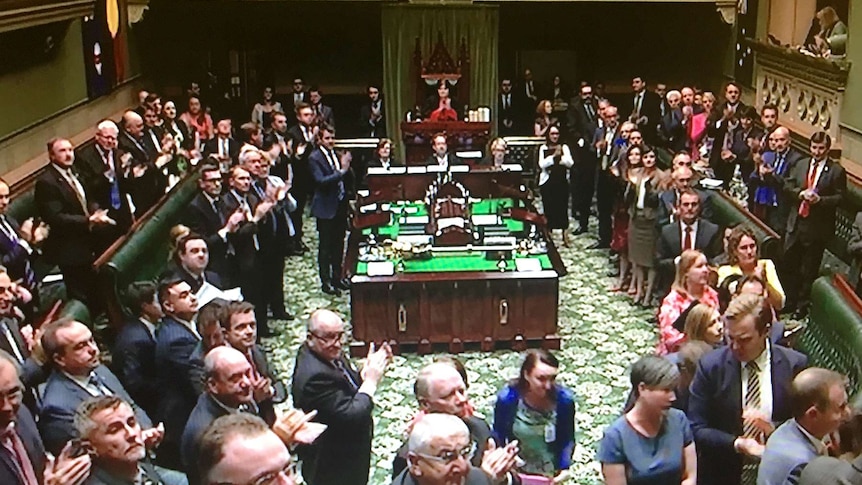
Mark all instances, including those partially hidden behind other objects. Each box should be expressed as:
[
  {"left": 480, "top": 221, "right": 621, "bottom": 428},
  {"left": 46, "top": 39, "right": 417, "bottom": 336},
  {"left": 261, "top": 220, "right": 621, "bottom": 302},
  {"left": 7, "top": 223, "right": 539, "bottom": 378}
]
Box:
[
  {"left": 657, "top": 250, "right": 719, "bottom": 355},
  {"left": 682, "top": 303, "right": 723, "bottom": 346}
]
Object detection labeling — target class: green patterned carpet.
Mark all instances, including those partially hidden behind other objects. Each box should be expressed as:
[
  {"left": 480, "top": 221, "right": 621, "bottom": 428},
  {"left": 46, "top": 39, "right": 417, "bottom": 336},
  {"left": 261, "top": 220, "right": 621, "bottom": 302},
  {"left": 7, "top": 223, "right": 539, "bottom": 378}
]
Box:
[{"left": 261, "top": 222, "right": 658, "bottom": 485}]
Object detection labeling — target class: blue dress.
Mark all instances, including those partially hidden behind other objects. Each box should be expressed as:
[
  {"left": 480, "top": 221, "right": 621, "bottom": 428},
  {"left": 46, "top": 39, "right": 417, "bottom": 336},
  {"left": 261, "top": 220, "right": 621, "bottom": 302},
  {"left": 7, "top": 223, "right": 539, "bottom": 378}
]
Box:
[{"left": 597, "top": 408, "right": 693, "bottom": 485}]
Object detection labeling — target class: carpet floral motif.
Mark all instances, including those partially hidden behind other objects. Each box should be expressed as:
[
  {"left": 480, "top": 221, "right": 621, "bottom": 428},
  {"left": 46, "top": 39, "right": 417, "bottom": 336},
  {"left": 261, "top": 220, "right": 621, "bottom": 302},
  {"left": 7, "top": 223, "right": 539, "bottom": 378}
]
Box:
[{"left": 261, "top": 222, "right": 658, "bottom": 485}]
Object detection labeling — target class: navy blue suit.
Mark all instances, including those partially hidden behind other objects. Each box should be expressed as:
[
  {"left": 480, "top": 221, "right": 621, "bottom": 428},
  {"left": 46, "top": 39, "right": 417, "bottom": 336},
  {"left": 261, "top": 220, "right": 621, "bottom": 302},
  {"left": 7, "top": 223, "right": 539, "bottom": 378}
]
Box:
[
  {"left": 181, "top": 393, "right": 234, "bottom": 484},
  {"left": 38, "top": 365, "right": 152, "bottom": 454},
  {"left": 182, "top": 192, "right": 230, "bottom": 283},
  {"left": 112, "top": 319, "right": 159, "bottom": 418},
  {"left": 154, "top": 316, "right": 200, "bottom": 469},
  {"left": 0, "top": 406, "right": 45, "bottom": 484},
  {"left": 688, "top": 344, "right": 808, "bottom": 485},
  {"left": 309, "top": 147, "right": 349, "bottom": 286}
]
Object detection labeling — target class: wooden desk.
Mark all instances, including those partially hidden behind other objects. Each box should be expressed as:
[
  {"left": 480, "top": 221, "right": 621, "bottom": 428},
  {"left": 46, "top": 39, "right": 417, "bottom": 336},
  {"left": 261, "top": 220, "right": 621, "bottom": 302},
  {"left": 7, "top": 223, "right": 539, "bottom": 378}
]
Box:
[
  {"left": 346, "top": 198, "right": 564, "bottom": 355},
  {"left": 365, "top": 166, "right": 524, "bottom": 201},
  {"left": 401, "top": 121, "right": 491, "bottom": 165}
]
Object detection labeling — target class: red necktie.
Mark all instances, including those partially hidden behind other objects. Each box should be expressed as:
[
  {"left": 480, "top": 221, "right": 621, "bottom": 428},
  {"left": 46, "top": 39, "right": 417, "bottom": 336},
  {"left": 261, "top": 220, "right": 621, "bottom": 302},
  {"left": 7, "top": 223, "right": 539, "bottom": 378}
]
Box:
[
  {"left": 2, "top": 429, "right": 39, "bottom": 485},
  {"left": 798, "top": 161, "right": 819, "bottom": 218},
  {"left": 683, "top": 225, "right": 693, "bottom": 251}
]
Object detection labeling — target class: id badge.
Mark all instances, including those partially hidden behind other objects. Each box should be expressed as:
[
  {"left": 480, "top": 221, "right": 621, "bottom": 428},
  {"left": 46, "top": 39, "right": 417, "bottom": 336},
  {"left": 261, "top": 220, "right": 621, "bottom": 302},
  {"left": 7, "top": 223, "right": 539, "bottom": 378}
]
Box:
[{"left": 544, "top": 423, "right": 555, "bottom": 443}]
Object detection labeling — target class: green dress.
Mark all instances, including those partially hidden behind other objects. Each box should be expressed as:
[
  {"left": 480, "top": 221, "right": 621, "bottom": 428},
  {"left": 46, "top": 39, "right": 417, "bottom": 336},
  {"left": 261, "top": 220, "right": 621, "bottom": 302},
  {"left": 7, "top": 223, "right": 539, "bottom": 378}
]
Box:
[{"left": 512, "top": 399, "right": 557, "bottom": 476}]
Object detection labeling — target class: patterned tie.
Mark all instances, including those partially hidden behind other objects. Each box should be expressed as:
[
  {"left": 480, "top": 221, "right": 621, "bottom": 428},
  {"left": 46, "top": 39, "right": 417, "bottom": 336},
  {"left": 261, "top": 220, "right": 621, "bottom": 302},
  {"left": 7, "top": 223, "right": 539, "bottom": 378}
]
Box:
[{"left": 741, "top": 361, "right": 762, "bottom": 485}]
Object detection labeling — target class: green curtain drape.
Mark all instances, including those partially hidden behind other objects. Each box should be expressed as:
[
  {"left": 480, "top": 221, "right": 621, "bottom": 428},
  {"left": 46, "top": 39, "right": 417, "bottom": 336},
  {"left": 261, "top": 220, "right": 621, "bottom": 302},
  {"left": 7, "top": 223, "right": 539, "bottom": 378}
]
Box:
[{"left": 382, "top": 4, "right": 499, "bottom": 161}]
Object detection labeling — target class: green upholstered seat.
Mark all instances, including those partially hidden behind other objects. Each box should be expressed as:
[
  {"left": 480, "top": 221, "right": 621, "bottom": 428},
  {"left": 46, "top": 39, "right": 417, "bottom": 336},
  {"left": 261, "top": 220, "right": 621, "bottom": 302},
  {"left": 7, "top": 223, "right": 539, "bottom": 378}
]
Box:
[{"left": 797, "top": 275, "right": 862, "bottom": 403}]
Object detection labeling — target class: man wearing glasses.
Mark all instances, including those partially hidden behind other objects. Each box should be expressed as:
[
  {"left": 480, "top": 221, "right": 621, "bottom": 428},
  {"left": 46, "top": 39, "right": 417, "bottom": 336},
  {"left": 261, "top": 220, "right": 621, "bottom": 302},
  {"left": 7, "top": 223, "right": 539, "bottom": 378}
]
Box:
[
  {"left": 291, "top": 309, "right": 392, "bottom": 485},
  {"left": 395, "top": 413, "right": 495, "bottom": 485}
]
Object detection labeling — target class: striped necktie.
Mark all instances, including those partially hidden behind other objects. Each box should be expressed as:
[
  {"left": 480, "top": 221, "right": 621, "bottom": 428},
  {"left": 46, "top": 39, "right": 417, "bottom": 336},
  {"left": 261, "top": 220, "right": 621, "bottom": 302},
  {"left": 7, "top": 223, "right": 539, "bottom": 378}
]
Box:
[{"left": 741, "top": 361, "right": 761, "bottom": 485}]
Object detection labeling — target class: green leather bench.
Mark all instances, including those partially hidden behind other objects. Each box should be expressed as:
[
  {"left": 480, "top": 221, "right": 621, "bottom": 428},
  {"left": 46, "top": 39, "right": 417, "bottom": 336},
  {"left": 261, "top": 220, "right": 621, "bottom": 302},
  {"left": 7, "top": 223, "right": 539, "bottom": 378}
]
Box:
[
  {"left": 96, "top": 168, "right": 201, "bottom": 327},
  {"left": 825, "top": 181, "right": 862, "bottom": 270},
  {"left": 797, "top": 274, "right": 862, "bottom": 402}
]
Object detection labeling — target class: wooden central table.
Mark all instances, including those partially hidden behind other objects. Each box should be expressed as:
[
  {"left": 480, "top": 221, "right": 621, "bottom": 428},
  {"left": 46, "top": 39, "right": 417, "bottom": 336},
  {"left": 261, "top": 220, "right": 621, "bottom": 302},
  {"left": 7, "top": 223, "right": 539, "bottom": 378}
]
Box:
[{"left": 346, "top": 198, "right": 565, "bottom": 356}]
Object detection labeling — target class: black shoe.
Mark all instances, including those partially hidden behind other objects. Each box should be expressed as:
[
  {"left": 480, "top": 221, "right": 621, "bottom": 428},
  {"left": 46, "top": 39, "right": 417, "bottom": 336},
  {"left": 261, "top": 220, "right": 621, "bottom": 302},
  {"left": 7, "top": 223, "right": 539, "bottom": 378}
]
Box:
[
  {"left": 272, "top": 310, "right": 296, "bottom": 321},
  {"left": 572, "top": 226, "right": 588, "bottom": 236},
  {"left": 333, "top": 278, "right": 351, "bottom": 291},
  {"left": 322, "top": 284, "right": 342, "bottom": 296},
  {"left": 587, "top": 242, "right": 610, "bottom": 250}
]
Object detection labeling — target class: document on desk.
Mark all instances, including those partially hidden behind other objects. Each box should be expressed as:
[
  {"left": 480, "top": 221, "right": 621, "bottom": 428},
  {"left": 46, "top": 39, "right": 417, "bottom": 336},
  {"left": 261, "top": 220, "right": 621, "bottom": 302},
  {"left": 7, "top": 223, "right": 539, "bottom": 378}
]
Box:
[
  {"left": 407, "top": 166, "right": 427, "bottom": 174},
  {"left": 515, "top": 258, "right": 542, "bottom": 272},
  {"left": 196, "top": 282, "right": 243, "bottom": 306},
  {"left": 366, "top": 261, "right": 395, "bottom": 276},
  {"left": 367, "top": 166, "right": 407, "bottom": 175}
]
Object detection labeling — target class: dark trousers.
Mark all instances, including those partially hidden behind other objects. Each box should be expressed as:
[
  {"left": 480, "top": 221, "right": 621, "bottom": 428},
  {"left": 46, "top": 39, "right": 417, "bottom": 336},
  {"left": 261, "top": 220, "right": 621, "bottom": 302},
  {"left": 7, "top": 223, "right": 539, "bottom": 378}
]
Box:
[
  {"left": 595, "top": 170, "right": 616, "bottom": 245},
  {"left": 289, "top": 191, "right": 308, "bottom": 242},
  {"left": 782, "top": 237, "right": 825, "bottom": 311},
  {"left": 60, "top": 263, "right": 100, "bottom": 314},
  {"left": 316, "top": 202, "right": 348, "bottom": 286},
  {"left": 571, "top": 150, "right": 597, "bottom": 230}
]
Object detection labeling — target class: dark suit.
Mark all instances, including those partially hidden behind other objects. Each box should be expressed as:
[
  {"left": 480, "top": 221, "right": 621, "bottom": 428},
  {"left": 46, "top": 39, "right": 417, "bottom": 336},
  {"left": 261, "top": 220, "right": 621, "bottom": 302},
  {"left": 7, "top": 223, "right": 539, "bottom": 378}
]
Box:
[
  {"left": 657, "top": 189, "right": 716, "bottom": 227},
  {"left": 118, "top": 131, "right": 168, "bottom": 217},
  {"left": 202, "top": 137, "right": 240, "bottom": 166},
  {"left": 34, "top": 164, "right": 98, "bottom": 306},
  {"left": 0, "top": 406, "right": 45, "bottom": 484},
  {"left": 782, "top": 157, "right": 846, "bottom": 311},
  {"left": 111, "top": 319, "right": 159, "bottom": 417},
  {"left": 593, "top": 125, "right": 622, "bottom": 245},
  {"left": 498, "top": 92, "right": 525, "bottom": 136},
  {"left": 661, "top": 107, "right": 688, "bottom": 153},
  {"left": 39, "top": 365, "right": 153, "bottom": 454},
  {"left": 0, "top": 215, "right": 37, "bottom": 296},
  {"left": 424, "top": 153, "right": 464, "bottom": 169},
  {"left": 166, "top": 266, "right": 223, "bottom": 294},
  {"left": 313, "top": 104, "right": 335, "bottom": 128},
  {"left": 688, "top": 344, "right": 808, "bottom": 485},
  {"left": 656, "top": 219, "right": 722, "bottom": 294},
  {"left": 391, "top": 466, "right": 493, "bottom": 485},
  {"left": 566, "top": 98, "right": 601, "bottom": 231},
  {"left": 729, "top": 126, "right": 763, "bottom": 183},
  {"left": 287, "top": 123, "right": 315, "bottom": 241},
  {"left": 749, "top": 148, "right": 805, "bottom": 235},
  {"left": 0, "top": 317, "right": 46, "bottom": 409},
  {"left": 292, "top": 344, "right": 372, "bottom": 485},
  {"left": 218, "top": 190, "right": 263, "bottom": 315},
  {"left": 708, "top": 102, "right": 749, "bottom": 184},
  {"left": 248, "top": 344, "right": 284, "bottom": 424},
  {"left": 74, "top": 144, "right": 134, "bottom": 254},
  {"left": 391, "top": 415, "right": 495, "bottom": 479},
  {"left": 181, "top": 393, "right": 240, "bottom": 483},
  {"left": 359, "top": 100, "right": 386, "bottom": 138},
  {"left": 629, "top": 90, "right": 663, "bottom": 143},
  {"left": 154, "top": 316, "right": 201, "bottom": 470},
  {"left": 183, "top": 192, "right": 230, "bottom": 283},
  {"left": 309, "top": 147, "right": 349, "bottom": 287}
]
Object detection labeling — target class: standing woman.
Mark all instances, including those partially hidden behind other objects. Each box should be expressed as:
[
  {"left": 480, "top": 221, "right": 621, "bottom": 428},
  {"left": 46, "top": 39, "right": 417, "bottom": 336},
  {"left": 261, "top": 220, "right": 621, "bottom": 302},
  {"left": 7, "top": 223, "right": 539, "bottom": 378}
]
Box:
[
  {"left": 251, "top": 86, "right": 284, "bottom": 129},
  {"left": 689, "top": 91, "right": 717, "bottom": 157},
  {"left": 538, "top": 125, "right": 574, "bottom": 247},
  {"left": 180, "top": 95, "right": 214, "bottom": 147},
  {"left": 534, "top": 100, "right": 558, "bottom": 137},
  {"left": 162, "top": 100, "right": 193, "bottom": 151},
  {"left": 597, "top": 355, "right": 697, "bottom": 485},
  {"left": 611, "top": 144, "right": 641, "bottom": 292},
  {"left": 625, "top": 145, "right": 663, "bottom": 306},
  {"left": 493, "top": 349, "right": 576, "bottom": 483}
]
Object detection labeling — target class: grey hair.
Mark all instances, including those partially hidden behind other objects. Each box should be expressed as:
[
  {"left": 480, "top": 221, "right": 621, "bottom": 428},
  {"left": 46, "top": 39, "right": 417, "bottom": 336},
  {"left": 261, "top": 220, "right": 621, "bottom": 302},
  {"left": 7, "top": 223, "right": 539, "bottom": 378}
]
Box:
[
  {"left": 407, "top": 413, "right": 469, "bottom": 454},
  {"left": 238, "top": 146, "right": 262, "bottom": 166},
  {"left": 74, "top": 395, "right": 126, "bottom": 440},
  {"left": 97, "top": 119, "right": 118, "bottom": 133},
  {"left": 414, "top": 362, "right": 462, "bottom": 402},
  {"left": 666, "top": 90, "right": 682, "bottom": 101}
]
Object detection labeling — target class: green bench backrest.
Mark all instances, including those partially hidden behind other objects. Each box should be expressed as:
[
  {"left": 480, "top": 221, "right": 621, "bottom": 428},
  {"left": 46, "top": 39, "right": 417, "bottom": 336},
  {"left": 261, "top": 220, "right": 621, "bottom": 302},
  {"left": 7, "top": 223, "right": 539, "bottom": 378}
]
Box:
[
  {"left": 827, "top": 182, "right": 862, "bottom": 267},
  {"left": 710, "top": 192, "right": 781, "bottom": 261},
  {"left": 797, "top": 276, "right": 862, "bottom": 401}
]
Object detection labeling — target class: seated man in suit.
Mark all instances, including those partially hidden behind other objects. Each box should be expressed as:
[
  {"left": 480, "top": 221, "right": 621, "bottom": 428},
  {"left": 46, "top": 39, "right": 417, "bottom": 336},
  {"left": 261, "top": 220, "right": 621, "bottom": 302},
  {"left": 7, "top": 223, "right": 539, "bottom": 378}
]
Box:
[
  {"left": 165, "top": 233, "right": 223, "bottom": 293},
  {"left": 220, "top": 301, "right": 284, "bottom": 423},
  {"left": 291, "top": 309, "right": 391, "bottom": 485},
  {"left": 758, "top": 368, "right": 850, "bottom": 485},
  {"left": 0, "top": 179, "right": 44, "bottom": 304},
  {"left": 188, "top": 299, "right": 227, "bottom": 396},
  {"left": 203, "top": 118, "right": 240, "bottom": 166},
  {"left": 656, "top": 189, "right": 722, "bottom": 293},
  {"left": 394, "top": 413, "right": 500, "bottom": 485},
  {"left": 0, "top": 268, "right": 47, "bottom": 402},
  {"left": 0, "top": 350, "right": 93, "bottom": 485},
  {"left": 75, "top": 395, "right": 186, "bottom": 485},
  {"left": 689, "top": 293, "right": 808, "bottom": 485},
  {"left": 38, "top": 319, "right": 155, "bottom": 454},
  {"left": 181, "top": 346, "right": 258, "bottom": 483},
  {"left": 391, "top": 362, "right": 520, "bottom": 483},
  {"left": 425, "top": 133, "right": 463, "bottom": 170},
  {"left": 154, "top": 277, "right": 201, "bottom": 470},
  {"left": 112, "top": 281, "right": 162, "bottom": 418}
]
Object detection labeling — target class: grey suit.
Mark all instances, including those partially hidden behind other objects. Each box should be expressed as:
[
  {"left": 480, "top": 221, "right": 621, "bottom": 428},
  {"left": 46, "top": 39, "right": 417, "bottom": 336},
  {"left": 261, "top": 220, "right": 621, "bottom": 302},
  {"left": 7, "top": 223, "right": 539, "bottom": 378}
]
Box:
[
  {"left": 38, "top": 365, "right": 153, "bottom": 454},
  {"left": 391, "top": 467, "right": 492, "bottom": 485},
  {"left": 799, "top": 455, "right": 862, "bottom": 485},
  {"left": 757, "top": 419, "right": 823, "bottom": 485},
  {"left": 84, "top": 462, "right": 188, "bottom": 485}
]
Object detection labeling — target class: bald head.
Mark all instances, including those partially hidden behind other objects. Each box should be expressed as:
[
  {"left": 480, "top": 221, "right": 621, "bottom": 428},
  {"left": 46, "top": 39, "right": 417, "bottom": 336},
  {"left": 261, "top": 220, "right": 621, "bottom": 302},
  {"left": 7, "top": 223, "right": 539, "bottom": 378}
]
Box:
[
  {"left": 307, "top": 309, "right": 345, "bottom": 361},
  {"left": 122, "top": 110, "right": 144, "bottom": 137},
  {"left": 408, "top": 413, "right": 469, "bottom": 454},
  {"left": 204, "top": 346, "right": 248, "bottom": 377},
  {"left": 673, "top": 166, "right": 694, "bottom": 190},
  {"left": 771, "top": 126, "right": 790, "bottom": 152},
  {"left": 309, "top": 309, "right": 342, "bottom": 333}
]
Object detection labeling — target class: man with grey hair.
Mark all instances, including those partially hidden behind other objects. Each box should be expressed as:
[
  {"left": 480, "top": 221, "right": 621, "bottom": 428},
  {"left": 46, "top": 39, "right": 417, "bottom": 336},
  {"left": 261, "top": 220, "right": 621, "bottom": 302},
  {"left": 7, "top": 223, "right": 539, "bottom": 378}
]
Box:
[
  {"left": 393, "top": 362, "right": 519, "bottom": 482},
  {"left": 181, "top": 346, "right": 257, "bottom": 483},
  {"left": 757, "top": 368, "right": 850, "bottom": 485},
  {"left": 75, "top": 395, "right": 186, "bottom": 485},
  {"left": 118, "top": 110, "right": 168, "bottom": 217},
  {"left": 394, "top": 413, "right": 494, "bottom": 485},
  {"left": 661, "top": 90, "right": 688, "bottom": 153},
  {"left": 593, "top": 104, "right": 622, "bottom": 249},
  {"left": 291, "top": 309, "right": 391, "bottom": 485}
]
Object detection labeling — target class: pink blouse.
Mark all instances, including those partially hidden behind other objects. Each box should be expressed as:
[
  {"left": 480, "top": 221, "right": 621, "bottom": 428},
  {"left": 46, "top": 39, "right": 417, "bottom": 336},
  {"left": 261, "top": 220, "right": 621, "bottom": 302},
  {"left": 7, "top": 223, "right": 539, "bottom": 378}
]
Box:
[
  {"left": 657, "top": 287, "right": 719, "bottom": 355},
  {"left": 181, "top": 112, "right": 214, "bottom": 143}
]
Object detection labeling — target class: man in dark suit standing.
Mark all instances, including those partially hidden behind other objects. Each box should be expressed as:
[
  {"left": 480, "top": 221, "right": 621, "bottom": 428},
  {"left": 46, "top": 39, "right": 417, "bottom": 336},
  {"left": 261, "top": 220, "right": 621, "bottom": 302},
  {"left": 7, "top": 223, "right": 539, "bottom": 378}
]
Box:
[
  {"left": 0, "top": 180, "right": 44, "bottom": 304},
  {"left": 38, "top": 319, "right": 155, "bottom": 455},
  {"left": 592, "top": 107, "right": 622, "bottom": 249},
  {"left": 287, "top": 103, "right": 318, "bottom": 251},
  {"left": 309, "top": 87, "right": 336, "bottom": 129},
  {"left": 154, "top": 278, "right": 200, "bottom": 470},
  {"left": 359, "top": 84, "right": 386, "bottom": 138},
  {"left": 497, "top": 78, "right": 524, "bottom": 136},
  {"left": 291, "top": 309, "right": 391, "bottom": 485},
  {"left": 0, "top": 350, "right": 93, "bottom": 485},
  {"left": 729, "top": 106, "right": 764, "bottom": 185},
  {"left": 750, "top": 127, "right": 804, "bottom": 236},
  {"left": 181, "top": 346, "right": 260, "bottom": 484},
  {"left": 567, "top": 83, "right": 601, "bottom": 235},
  {"left": 660, "top": 90, "right": 688, "bottom": 153},
  {"left": 35, "top": 138, "right": 115, "bottom": 310},
  {"left": 203, "top": 118, "right": 240, "bottom": 167},
  {"left": 112, "top": 281, "right": 162, "bottom": 419},
  {"left": 117, "top": 111, "right": 168, "bottom": 217},
  {"left": 782, "top": 131, "right": 846, "bottom": 317},
  {"left": 710, "top": 82, "right": 749, "bottom": 185},
  {"left": 656, "top": 190, "right": 722, "bottom": 293},
  {"left": 309, "top": 125, "right": 352, "bottom": 296},
  {"left": 628, "top": 76, "right": 662, "bottom": 145},
  {"left": 689, "top": 293, "right": 808, "bottom": 485},
  {"left": 74, "top": 120, "right": 135, "bottom": 255},
  {"left": 289, "top": 77, "right": 309, "bottom": 113}
]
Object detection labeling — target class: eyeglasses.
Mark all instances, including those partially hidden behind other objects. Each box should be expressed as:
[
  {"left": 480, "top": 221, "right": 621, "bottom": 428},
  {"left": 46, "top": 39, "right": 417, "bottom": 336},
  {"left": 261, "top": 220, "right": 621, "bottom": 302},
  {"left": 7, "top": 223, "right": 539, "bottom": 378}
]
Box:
[
  {"left": 414, "top": 442, "right": 476, "bottom": 465},
  {"left": 0, "top": 386, "right": 22, "bottom": 405},
  {"left": 310, "top": 331, "right": 346, "bottom": 345},
  {"left": 213, "top": 459, "right": 297, "bottom": 485}
]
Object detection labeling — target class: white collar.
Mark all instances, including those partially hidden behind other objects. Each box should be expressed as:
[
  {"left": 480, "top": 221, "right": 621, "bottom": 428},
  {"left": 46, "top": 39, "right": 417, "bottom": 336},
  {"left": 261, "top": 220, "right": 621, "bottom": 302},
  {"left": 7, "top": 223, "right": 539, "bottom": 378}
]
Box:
[
  {"left": 138, "top": 317, "right": 157, "bottom": 340},
  {"left": 795, "top": 419, "right": 829, "bottom": 455}
]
